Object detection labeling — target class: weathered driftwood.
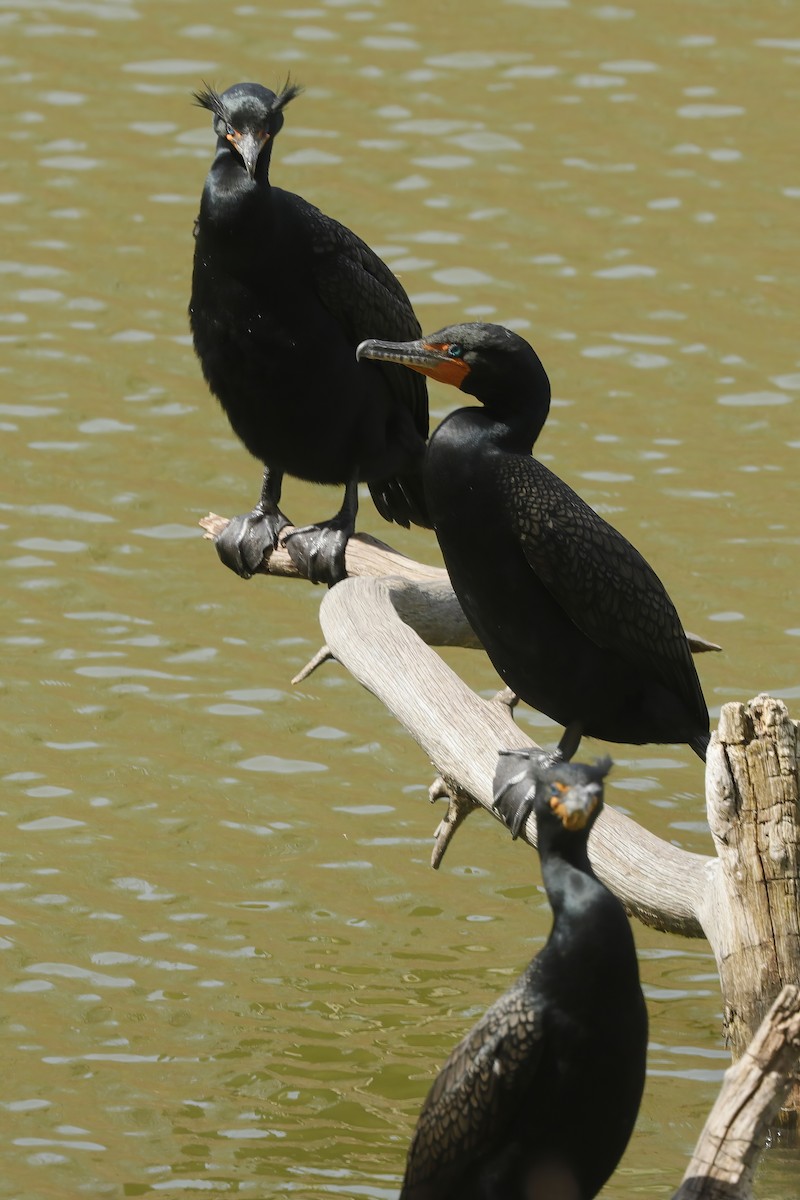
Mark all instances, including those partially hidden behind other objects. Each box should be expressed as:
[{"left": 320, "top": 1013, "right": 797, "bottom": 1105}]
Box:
[
  {"left": 199, "top": 515, "right": 719, "bottom": 654},
  {"left": 200, "top": 516, "right": 800, "bottom": 1116},
  {"left": 318, "top": 572, "right": 711, "bottom": 932},
  {"left": 700, "top": 700, "right": 800, "bottom": 1112},
  {"left": 672, "top": 984, "right": 800, "bottom": 1199}
]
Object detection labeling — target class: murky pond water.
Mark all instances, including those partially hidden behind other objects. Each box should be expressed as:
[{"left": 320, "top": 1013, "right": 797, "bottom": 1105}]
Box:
[{"left": 1, "top": 1, "right": 798, "bottom": 1197}]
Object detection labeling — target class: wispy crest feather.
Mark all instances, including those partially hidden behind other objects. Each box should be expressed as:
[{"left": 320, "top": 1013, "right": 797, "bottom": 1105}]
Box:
[
  {"left": 193, "top": 84, "right": 227, "bottom": 120},
  {"left": 193, "top": 78, "right": 303, "bottom": 119},
  {"left": 273, "top": 76, "right": 303, "bottom": 111}
]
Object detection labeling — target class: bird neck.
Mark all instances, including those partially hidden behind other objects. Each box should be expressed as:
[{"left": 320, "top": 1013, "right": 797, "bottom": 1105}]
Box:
[
  {"left": 469, "top": 382, "right": 550, "bottom": 452},
  {"left": 490, "top": 403, "right": 548, "bottom": 453},
  {"left": 541, "top": 831, "right": 593, "bottom": 884},
  {"left": 461, "top": 343, "right": 551, "bottom": 449},
  {"left": 435, "top": 399, "right": 547, "bottom": 459},
  {"left": 199, "top": 143, "right": 273, "bottom": 234},
  {"left": 539, "top": 839, "right": 615, "bottom": 947},
  {"left": 539, "top": 852, "right": 640, "bottom": 1019}
]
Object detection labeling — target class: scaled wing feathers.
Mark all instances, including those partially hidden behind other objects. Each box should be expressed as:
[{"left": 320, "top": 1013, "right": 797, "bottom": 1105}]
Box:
[
  {"left": 402, "top": 976, "right": 543, "bottom": 1191},
  {"left": 499, "top": 455, "right": 704, "bottom": 713}
]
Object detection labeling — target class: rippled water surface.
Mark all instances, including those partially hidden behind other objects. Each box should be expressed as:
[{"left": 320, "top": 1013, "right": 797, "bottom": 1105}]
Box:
[{"left": 1, "top": 1, "right": 798, "bottom": 1197}]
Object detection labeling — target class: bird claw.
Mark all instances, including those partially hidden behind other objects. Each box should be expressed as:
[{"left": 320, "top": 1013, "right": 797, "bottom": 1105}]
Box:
[
  {"left": 215, "top": 510, "right": 289, "bottom": 579},
  {"left": 284, "top": 522, "right": 350, "bottom": 587},
  {"left": 535, "top": 747, "right": 565, "bottom": 770}
]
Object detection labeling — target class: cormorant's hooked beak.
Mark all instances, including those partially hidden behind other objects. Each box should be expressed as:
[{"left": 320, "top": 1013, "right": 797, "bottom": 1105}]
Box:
[
  {"left": 227, "top": 129, "right": 270, "bottom": 180},
  {"left": 356, "top": 337, "right": 470, "bottom": 388},
  {"left": 549, "top": 781, "right": 603, "bottom": 831}
]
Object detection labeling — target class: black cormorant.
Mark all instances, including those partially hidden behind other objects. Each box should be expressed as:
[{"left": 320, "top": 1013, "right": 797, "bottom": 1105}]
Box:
[
  {"left": 399, "top": 756, "right": 648, "bottom": 1200},
  {"left": 190, "top": 81, "right": 429, "bottom": 586},
  {"left": 356, "top": 322, "right": 710, "bottom": 761}
]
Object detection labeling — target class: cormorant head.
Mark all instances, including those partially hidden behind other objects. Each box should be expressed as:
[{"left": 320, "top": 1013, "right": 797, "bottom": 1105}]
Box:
[
  {"left": 194, "top": 80, "right": 302, "bottom": 181},
  {"left": 356, "top": 322, "right": 551, "bottom": 416},
  {"left": 532, "top": 757, "right": 611, "bottom": 839},
  {"left": 494, "top": 753, "right": 611, "bottom": 844}
]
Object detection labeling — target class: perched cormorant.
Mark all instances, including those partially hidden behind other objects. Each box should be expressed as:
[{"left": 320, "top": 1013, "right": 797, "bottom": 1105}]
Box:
[
  {"left": 190, "top": 81, "right": 429, "bottom": 586},
  {"left": 356, "top": 323, "right": 710, "bottom": 761},
  {"left": 400, "top": 756, "right": 648, "bottom": 1200}
]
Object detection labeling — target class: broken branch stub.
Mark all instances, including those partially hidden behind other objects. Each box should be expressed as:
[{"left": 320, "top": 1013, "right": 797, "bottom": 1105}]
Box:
[{"left": 672, "top": 984, "right": 800, "bottom": 1199}]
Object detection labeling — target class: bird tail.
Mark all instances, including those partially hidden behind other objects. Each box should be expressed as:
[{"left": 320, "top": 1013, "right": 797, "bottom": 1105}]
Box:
[
  {"left": 369, "top": 471, "right": 431, "bottom": 530},
  {"left": 691, "top": 730, "right": 710, "bottom": 762}
]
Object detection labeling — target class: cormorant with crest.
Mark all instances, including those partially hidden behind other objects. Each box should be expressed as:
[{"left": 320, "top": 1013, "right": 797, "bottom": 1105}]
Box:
[
  {"left": 190, "top": 81, "right": 429, "bottom": 586},
  {"left": 399, "top": 756, "right": 648, "bottom": 1199}
]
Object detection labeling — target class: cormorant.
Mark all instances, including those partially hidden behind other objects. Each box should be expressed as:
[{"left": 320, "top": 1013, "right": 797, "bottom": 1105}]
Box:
[
  {"left": 356, "top": 323, "right": 710, "bottom": 761},
  {"left": 190, "top": 81, "right": 429, "bottom": 586},
  {"left": 399, "top": 756, "right": 648, "bottom": 1200}
]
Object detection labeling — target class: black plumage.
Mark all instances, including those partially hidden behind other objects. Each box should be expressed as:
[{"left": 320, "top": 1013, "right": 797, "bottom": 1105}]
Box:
[
  {"left": 400, "top": 757, "right": 648, "bottom": 1200},
  {"left": 356, "top": 322, "right": 710, "bottom": 761},
  {"left": 190, "top": 81, "right": 429, "bottom": 586}
]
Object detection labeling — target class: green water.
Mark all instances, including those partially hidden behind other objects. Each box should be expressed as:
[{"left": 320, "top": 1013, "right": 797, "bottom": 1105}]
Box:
[{"left": 1, "top": 0, "right": 798, "bottom": 1196}]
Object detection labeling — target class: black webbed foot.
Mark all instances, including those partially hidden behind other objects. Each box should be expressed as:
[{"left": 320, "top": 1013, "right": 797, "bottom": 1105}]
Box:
[
  {"left": 492, "top": 747, "right": 564, "bottom": 839},
  {"left": 215, "top": 509, "right": 290, "bottom": 579},
  {"left": 284, "top": 519, "right": 351, "bottom": 588}
]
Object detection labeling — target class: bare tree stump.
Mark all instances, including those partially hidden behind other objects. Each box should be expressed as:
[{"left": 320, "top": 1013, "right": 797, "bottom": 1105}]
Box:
[
  {"left": 672, "top": 984, "right": 800, "bottom": 1199},
  {"left": 700, "top": 697, "right": 800, "bottom": 1114}
]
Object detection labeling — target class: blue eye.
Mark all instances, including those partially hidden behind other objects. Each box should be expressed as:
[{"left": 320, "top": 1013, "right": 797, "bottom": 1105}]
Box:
[{"left": 447, "top": 344, "right": 464, "bottom": 358}]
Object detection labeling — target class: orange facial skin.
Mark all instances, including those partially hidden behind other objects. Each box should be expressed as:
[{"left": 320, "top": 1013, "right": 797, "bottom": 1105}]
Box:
[
  {"left": 549, "top": 782, "right": 600, "bottom": 831},
  {"left": 410, "top": 342, "right": 471, "bottom": 388},
  {"left": 226, "top": 128, "right": 269, "bottom": 152}
]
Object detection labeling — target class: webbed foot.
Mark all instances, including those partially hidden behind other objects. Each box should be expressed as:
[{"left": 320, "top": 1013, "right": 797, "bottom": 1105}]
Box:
[
  {"left": 492, "top": 747, "right": 564, "bottom": 839},
  {"left": 284, "top": 519, "right": 351, "bottom": 587},
  {"left": 215, "top": 509, "right": 290, "bottom": 579}
]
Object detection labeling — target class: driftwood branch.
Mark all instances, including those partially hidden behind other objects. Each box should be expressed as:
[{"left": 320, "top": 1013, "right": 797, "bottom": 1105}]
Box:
[
  {"left": 199, "top": 514, "right": 720, "bottom": 654},
  {"left": 201, "top": 513, "right": 800, "bottom": 1188},
  {"left": 672, "top": 984, "right": 800, "bottom": 1199},
  {"left": 317, "top": 571, "right": 800, "bottom": 1108},
  {"left": 319, "top": 573, "right": 712, "bottom": 933},
  {"left": 200, "top": 515, "right": 800, "bottom": 1119}
]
